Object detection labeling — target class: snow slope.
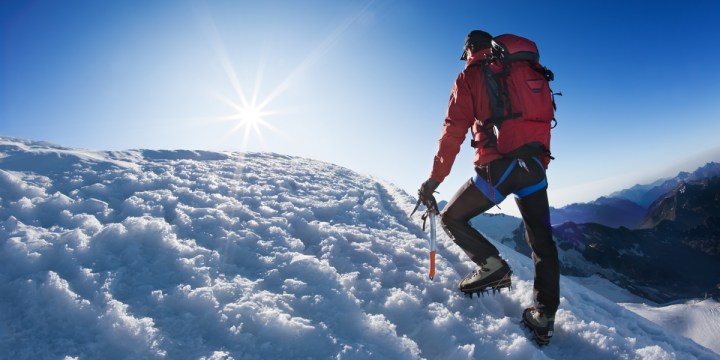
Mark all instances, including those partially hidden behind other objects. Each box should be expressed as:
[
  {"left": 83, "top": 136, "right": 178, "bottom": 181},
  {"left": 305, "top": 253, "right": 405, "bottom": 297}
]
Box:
[
  {"left": 621, "top": 300, "right": 720, "bottom": 356},
  {"left": 0, "top": 137, "right": 717, "bottom": 359}
]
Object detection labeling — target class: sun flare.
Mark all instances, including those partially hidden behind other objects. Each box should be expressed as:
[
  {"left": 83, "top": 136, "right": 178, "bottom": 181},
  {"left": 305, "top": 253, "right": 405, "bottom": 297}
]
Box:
[
  {"left": 214, "top": 73, "right": 281, "bottom": 149},
  {"left": 203, "top": 1, "right": 370, "bottom": 151},
  {"left": 231, "top": 102, "right": 278, "bottom": 145}
]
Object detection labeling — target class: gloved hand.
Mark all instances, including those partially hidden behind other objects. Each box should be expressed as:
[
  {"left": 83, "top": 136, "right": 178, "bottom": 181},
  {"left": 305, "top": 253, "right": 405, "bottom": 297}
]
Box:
[{"left": 418, "top": 178, "right": 440, "bottom": 213}]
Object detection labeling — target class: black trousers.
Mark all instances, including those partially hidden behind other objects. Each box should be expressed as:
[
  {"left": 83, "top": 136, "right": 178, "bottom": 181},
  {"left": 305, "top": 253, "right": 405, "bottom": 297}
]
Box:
[{"left": 441, "top": 157, "right": 560, "bottom": 315}]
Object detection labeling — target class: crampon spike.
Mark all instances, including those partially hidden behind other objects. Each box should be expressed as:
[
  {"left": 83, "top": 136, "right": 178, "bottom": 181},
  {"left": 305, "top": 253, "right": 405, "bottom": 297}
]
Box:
[{"left": 460, "top": 281, "right": 513, "bottom": 298}]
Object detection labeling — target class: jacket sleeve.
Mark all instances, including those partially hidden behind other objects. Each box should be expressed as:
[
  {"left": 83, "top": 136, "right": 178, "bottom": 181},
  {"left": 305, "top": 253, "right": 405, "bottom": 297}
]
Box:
[{"left": 429, "top": 72, "right": 477, "bottom": 183}]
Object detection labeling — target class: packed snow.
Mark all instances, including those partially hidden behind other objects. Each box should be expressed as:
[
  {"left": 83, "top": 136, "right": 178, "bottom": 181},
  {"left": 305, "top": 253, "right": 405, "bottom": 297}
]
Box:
[{"left": 0, "top": 137, "right": 718, "bottom": 359}]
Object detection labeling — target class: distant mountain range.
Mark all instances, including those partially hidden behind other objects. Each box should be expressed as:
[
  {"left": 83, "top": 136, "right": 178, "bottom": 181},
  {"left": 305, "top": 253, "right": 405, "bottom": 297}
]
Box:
[
  {"left": 550, "top": 162, "right": 720, "bottom": 228},
  {"left": 611, "top": 162, "right": 720, "bottom": 208},
  {"left": 553, "top": 175, "right": 720, "bottom": 303},
  {"left": 502, "top": 162, "right": 720, "bottom": 303},
  {"left": 549, "top": 196, "right": 647, "bottom": 228}
]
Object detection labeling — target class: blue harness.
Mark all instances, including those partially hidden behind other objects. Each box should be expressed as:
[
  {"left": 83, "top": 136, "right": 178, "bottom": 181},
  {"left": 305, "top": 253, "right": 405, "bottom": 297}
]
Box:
[{"left": 471, "top": 157, "right": 547, "bottom": 204}]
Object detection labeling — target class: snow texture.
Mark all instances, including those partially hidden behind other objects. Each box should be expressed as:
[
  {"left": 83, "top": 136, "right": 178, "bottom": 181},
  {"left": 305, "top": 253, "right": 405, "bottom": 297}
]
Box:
[
  {"left": 0, "top": 136, "right": 718, "bottom": 359},
  {"left": 622, "top": 300, "right": 720, "bottom": 356}
]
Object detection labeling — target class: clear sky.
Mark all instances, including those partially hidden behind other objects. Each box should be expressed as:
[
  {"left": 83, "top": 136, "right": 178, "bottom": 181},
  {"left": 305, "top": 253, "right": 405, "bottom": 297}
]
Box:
[{"left": 2, "top": 0, "right": 719, "bottom": 215}]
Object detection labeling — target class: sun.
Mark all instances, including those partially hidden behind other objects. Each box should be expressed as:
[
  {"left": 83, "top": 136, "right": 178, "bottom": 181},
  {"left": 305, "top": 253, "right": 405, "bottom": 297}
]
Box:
[
  {"left": 242, "top": 106, "right": 264, "bottom": 127},
  {"left": 230, "top": 101, "right": 277, "bottom": 146},
  {"left": 213, "top": 70, "right": 281, "bottom": 149},
  {"left": 205, "top": 25, "right": 285, "bottom": 150},
  {"left": 203, "top": 1, "right": 371, "bottom": 151}
]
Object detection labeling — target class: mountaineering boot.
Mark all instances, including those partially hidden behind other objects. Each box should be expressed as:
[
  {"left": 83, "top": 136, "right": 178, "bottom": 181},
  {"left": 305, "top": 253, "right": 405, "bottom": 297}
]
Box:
[
  {"left": 522, "top": 307, "right": 555, "bottom": 346},
  {"left": 458, "top": 256, "right": 512, "bottom": 296}
]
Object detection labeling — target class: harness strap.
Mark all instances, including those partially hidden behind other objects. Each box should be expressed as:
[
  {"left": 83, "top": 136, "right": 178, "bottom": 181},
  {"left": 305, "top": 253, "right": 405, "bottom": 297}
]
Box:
[
  {"left": 495, "top": 160, "right": 517, "bottom": 187},
  {"left": 471, "top": 157, "right": 547, "bottom": 204},
  {"left": 515, "top": 177, "right": 548, "bottom": 198},
  {"left": 472, "top": 173, "right": 506, "bottom": 205}
]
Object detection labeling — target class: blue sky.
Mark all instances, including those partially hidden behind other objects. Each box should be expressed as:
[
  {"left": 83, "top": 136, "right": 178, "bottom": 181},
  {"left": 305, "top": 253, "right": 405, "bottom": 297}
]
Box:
[{"left": 2, "top": 0, "right": 719, "bottom": 214}]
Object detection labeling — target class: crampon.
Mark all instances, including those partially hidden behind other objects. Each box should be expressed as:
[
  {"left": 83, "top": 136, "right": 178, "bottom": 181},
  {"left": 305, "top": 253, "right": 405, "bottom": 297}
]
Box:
[
  {"left": 521, "top": 307, "right": 555, "bottom": 346},
  {"left": 459, "top": 271, "right": 512, "bottom": 298}
]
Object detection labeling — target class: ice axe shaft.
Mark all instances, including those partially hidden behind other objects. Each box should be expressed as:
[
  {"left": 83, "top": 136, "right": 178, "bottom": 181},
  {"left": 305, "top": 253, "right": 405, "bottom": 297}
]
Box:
[{"left": 428, "top": 212, "right": 437, "bottom": 280}]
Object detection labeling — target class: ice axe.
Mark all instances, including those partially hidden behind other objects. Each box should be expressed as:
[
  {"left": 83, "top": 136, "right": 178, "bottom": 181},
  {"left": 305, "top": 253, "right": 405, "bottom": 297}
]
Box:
[{"left": 411, "top": 199, "right": 439, "bottom": 280}]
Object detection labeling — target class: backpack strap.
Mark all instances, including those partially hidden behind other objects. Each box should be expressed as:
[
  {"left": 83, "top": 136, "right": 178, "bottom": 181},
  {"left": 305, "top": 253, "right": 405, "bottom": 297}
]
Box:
[{"left": 467, "top": 59, "right": 518, "bottom": 149}]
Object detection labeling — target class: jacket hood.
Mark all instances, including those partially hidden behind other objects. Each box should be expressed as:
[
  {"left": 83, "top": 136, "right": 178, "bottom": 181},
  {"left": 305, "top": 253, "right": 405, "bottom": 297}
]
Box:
[{"left": 465, "top": 48, "right": 492, "bottom": 69}]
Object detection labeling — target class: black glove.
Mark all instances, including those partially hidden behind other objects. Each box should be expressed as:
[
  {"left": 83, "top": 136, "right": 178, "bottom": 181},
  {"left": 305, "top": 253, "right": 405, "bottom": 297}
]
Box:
[{"left": 418, "top": 178, "right": 440, "bottom": 213}]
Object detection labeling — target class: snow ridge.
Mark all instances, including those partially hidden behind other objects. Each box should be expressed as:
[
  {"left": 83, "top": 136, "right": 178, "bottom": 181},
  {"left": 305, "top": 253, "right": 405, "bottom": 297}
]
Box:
[{"left": 0, "top": 137, "right": 717, "bottom": 359}]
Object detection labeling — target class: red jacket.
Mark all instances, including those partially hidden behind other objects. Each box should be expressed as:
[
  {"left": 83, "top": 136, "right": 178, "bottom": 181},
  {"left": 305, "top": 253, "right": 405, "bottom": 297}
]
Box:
[{"left": 430, "top": 48, "right": 501, "bottom": 183}]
